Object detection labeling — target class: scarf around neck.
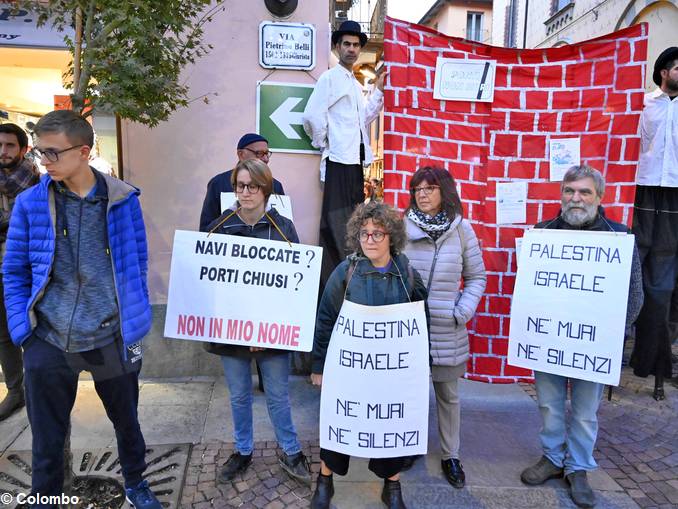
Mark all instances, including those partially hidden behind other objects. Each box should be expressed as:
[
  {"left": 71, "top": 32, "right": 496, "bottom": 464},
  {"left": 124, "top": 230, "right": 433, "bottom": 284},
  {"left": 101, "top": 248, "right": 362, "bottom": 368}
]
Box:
[
  {"left": 407, "top": 207, "right": 452, "bottom": 241},
  {"left": 0, "top": 158, "right": 40, "bottom": 198}
]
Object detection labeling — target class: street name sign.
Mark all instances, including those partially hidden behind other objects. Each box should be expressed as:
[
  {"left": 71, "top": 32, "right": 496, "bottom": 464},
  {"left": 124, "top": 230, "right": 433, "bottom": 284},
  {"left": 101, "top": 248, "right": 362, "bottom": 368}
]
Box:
[
  {"left": 256, "top": 81, "right": 319, "bottom": 154},
  {"left": 259, "top": 21, "right": 316, "bottom": 70}
]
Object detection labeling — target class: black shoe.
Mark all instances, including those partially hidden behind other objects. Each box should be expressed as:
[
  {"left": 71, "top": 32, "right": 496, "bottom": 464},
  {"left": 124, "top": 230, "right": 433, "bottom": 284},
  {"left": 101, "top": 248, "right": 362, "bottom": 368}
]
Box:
[
  {"left": 441, "top": 458, "right": 465, "bottom": 488},
  {"left": 218, "top": 452, "right": 252, "bottom": 482},
  {"left": 566, "top": 471, "right": 596, "bottom": 508},
  {"left": 520, "top": 456, "right": 563, "bottom": 485},
  {"left": 279, "top": 451, "right": 311, "bottom": 484},
  {"left": 0, "top": 389, "right": 25, "bottom": 421},
  {"left": 381, "top": 479, "right": 407, "bottom": 509},
  {"left": 653, "top": 386, "right": 666, "bottom": 401},
  {"left": 400, "top": 456, "right": 419, "bottom": 472},
  {"left": 311, "top": 473, "right": 334, "bottom": 509}
]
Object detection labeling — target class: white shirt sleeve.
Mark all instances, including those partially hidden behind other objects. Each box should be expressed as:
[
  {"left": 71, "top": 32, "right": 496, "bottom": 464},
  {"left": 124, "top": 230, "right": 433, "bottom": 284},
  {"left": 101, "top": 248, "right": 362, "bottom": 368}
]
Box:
[{"left": 302, "top": 74, "right": 330, "bottom": 151}]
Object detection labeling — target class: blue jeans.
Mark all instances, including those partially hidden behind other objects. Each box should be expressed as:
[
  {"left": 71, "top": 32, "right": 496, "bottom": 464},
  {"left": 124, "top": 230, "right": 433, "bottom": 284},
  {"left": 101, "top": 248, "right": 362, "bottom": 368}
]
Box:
[
  {"left": 221, "top": 353, "right": 301, "bottom": 456},
  {"left": 534, "top": 371, "right": 604, "bottom": 475}
]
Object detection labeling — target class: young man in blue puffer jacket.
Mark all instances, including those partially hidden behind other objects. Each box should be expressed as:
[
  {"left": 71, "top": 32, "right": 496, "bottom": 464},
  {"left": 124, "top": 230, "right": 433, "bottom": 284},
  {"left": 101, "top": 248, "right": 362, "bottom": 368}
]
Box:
[{"left": 2, "top": 110, "right": 161, "bottom": 509}]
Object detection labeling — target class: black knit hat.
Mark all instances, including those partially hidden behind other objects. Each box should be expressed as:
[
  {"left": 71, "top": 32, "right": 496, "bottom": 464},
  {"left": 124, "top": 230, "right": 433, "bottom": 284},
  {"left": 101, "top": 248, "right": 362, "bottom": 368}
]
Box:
[
  {"left": 653, "top": 47, "right": 678, "bottom": 86},
  {"left": 237, "top": 133, "right": 268, "bottom": 150},
  {"left": 332, "top": 20, "right": 367, "bottom": 47}
]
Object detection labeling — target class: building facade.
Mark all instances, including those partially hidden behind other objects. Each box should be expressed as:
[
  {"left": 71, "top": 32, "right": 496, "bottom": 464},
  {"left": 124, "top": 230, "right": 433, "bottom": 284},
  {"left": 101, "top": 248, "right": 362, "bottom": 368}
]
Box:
[
  {"left": 418, "top": 0, "right": 493, "bottom": 43},
  {"left": 494, "top": 0, "right": 678, "bottom": 91},
  {"left": 119, "top": 0, "right": 331, "bottom": 375}
]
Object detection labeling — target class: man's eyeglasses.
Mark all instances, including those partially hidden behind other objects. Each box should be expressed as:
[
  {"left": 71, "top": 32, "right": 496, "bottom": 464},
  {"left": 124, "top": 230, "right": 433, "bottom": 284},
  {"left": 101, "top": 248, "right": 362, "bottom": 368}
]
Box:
[
  {"left": 359, "top": 230, "right": 387, "bottom": 242},
  {"left": 413, "top": 185, "right": 440, "bottom": 196},
  {"left": 242, "top": 148, "right": 272, "bottom": 159},
  {"left": 235, "top": 183, "right": 261, "bottom": 194},
  {"left": 33, "top": 145, "right": 85, "bottom": 162}
]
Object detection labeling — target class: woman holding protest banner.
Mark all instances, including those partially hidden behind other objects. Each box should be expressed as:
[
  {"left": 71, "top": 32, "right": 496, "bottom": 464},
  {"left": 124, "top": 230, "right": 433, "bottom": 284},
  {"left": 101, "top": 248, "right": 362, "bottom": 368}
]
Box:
[
  {"left": 310, "top": 201, "right": 429, "bottom": 509},
  {"left": 202, "top": 158, "right": 311, "bottom": 485},
  {"left": 403, "top": 166, "right": 486, "bottom": 488}
]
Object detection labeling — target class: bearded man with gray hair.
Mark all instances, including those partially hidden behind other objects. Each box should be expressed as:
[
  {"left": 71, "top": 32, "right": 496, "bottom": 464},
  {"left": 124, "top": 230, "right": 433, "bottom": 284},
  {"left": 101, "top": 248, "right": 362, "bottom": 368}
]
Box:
[{"left": 520, "top": 165, "right": 643, "bottom": 508}]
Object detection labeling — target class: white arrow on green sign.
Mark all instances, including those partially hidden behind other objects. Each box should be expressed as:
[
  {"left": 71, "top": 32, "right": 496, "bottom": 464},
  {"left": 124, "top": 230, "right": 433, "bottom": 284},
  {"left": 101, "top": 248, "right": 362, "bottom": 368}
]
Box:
[{"left": 256, "top": 81, "right": 319, "bottom": 154}]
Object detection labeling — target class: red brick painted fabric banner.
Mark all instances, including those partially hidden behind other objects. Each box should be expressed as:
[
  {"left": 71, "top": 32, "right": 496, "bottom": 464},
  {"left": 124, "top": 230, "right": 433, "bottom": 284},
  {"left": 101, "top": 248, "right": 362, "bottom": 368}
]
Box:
[{"left": 383, "top": 17, "right": 648, "bottom": 383}]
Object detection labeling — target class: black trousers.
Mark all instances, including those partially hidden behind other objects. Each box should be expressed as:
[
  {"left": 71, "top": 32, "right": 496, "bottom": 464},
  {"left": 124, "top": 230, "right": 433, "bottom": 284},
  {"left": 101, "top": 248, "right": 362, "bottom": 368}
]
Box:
[
  {"left": 320, "top": 447, "right": 405, "bottom": 479},
  {"left": 0, "top": 276, "right": 23, "bottom": 393},
  {"left": 631, "top": 185, "right": 676, "bottom": 379},
  {"left": 23, "top": 336, "right": 147, "bottom": 501},
  {"left": 319, "top": 160, "right": 364, "bottom": 294}
]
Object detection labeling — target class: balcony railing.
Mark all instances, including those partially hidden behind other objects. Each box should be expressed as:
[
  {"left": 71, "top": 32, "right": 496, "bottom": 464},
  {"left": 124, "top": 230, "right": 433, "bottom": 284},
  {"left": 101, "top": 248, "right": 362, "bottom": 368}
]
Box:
[{"left": 331, "top": 0, "right": 386, "bottom": 41}]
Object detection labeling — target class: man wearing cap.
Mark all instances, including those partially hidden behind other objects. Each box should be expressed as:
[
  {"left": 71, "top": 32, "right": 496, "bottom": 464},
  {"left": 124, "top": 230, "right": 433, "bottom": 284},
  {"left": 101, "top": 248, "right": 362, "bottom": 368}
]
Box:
[
  {"left": 199, "top": 133, "right": 285, "bottom": 231},
  {"left": 303, "top": 20, "right": 386, "bottom": 289},
  {"left": 630, "top": 47, "right": 678, "bottom": 400}
]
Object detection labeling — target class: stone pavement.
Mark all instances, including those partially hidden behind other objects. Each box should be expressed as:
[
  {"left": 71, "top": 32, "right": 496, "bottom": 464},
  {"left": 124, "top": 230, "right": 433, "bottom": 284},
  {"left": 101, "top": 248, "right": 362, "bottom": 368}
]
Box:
[
  {"left": 0, "top": 362, "right": 676, "bottom": 508},
  {"left": 520, "top": 350, "right": 678, "bottom": 509},
  {"left": 594, "top": 373, "right": 678, "bottom": 508}
]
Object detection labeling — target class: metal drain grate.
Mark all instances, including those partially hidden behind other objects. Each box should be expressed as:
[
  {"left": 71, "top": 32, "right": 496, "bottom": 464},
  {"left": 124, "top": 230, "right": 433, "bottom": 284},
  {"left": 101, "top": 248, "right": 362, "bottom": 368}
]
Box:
[{"left": 0, "top": 444, "right": 190, "bottom": 508}]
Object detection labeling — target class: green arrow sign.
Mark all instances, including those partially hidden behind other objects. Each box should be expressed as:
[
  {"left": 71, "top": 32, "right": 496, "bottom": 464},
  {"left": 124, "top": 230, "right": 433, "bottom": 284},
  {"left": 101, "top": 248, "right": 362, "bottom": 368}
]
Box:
[{"left": 256, "top": 81, "right": 319, "bottom": 154}]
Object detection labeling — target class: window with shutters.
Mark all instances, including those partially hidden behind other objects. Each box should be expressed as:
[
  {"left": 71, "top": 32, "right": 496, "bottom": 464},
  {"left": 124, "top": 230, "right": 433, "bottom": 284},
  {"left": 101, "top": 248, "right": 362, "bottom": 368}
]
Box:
[{"left": 466, "top": 11, "right": 484, "bottom": 42}]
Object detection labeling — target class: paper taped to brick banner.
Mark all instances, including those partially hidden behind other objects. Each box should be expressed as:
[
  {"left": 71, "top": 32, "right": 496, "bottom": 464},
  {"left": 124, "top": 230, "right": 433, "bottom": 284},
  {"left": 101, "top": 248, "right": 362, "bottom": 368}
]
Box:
[
  {"left": 164, "top": 230, "right": 321, "bottom": 352},
  {"left": 319, "top": 300, "right": 429, "bottom": 458},
  {"left": 508, "top": 229, "right": 634, "bottom": 385},
  {"left": 496, "top": 181, "right": 527, "bottom": 224},
  {"left": 433, "top": 58, "right": 496, "bottom": 102},
  {"left": 549, "top": 138, "right": 581, "bottom": 181}
]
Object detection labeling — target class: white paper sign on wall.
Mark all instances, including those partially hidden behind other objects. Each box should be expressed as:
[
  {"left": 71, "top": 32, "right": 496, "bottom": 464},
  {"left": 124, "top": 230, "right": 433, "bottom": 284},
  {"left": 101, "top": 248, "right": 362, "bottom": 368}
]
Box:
[{"left": 433, "top": 58, "right": 496, "bottom": 102}]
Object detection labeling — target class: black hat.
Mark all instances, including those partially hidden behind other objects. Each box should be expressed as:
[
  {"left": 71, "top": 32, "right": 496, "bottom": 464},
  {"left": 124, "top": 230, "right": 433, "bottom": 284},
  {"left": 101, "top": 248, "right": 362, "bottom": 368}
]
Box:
[
  {"left": 332, "top": 20, "right": 367, "bottom": 47},
  {"left": 264, "top": 0, "right": 298, "bottom": 18},
  {"left": 237, "top": 133, "right": 268, "bottom": 149},
  {"left": 653, "top": 46, "right": 678, "bottom": 86}
]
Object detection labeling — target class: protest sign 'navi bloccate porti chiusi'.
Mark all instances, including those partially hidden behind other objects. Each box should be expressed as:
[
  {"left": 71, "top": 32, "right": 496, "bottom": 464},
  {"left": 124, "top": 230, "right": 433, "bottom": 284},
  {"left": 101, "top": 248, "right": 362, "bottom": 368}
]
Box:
[{"left": 164, "top": 230, "right": 322, "bottom": 352}]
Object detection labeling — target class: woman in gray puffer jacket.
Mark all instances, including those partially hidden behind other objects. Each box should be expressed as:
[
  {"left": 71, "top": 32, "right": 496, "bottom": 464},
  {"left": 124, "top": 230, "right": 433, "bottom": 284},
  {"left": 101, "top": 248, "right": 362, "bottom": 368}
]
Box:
[{"left": 403, "top": 166, "right": 486, "bottom": 489}]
